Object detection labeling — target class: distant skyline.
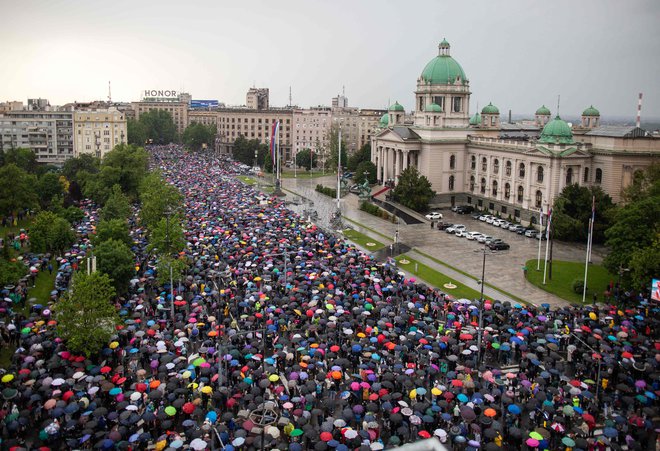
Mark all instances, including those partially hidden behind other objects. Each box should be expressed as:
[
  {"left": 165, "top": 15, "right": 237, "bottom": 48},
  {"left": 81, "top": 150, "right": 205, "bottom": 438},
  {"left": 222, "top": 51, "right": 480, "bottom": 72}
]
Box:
[{"left": 1, "top": 0, "right": 659, "bottom": 119}]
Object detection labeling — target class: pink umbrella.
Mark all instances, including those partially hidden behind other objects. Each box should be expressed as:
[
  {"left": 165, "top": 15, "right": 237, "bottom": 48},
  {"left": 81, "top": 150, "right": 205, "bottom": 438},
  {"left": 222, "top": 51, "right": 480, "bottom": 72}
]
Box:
[{"left": 526, "top": 438, "right": 539, "bottom": 448}]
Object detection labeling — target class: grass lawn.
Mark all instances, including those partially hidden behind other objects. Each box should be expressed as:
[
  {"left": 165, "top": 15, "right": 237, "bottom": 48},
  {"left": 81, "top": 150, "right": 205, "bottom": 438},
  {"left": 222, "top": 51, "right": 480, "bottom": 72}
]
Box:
[
  {"left": 395, "top": 255, "right": 483, "bottom": 300},
  {"left": 525, "top": 259, "right": 616, "bottom": 304},
  {"left": 342, "top": 229, "right": 385, "bottom": 251},
  {"left": 280, "top": 170, "right": 328, "bottom": 179},
  {"left": 235, "top": 175, "right": 257, "bottom": 185}
]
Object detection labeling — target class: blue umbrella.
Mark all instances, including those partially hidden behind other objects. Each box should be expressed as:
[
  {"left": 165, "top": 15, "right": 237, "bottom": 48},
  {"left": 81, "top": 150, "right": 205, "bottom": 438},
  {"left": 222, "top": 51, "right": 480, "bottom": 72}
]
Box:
[
  {"left": 603, "top": 427, "right": 618, "bottom": 438},
  {"left": 508, "top": 404, "right": 521, "bottom": 415},
  {"left": 457, "top": 393, "right": 469, "bottom": 403}
]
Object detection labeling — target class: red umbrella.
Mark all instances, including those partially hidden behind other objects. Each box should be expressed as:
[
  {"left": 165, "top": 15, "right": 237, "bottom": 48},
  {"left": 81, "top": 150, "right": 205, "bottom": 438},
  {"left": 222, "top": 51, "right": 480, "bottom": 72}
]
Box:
[
  {"left": 100, "top": 366, "right": 112, "bottom": 374},
  {"left": 418, "top": 430, "right": 431, "bottom": 438},
  {"left": 320, "top": 431, "right": 333, "bottom": 442},
  {"left": 451, "top": 379, "right": 463, "bottom": 387},
  {"left": 183, "top": 402, "right": 195, "bottom": 414},
  {"left": 582, "top": 413, "right": 595, "bottom": 424},
  {"left": 569, "top": 380, "right": 581, "bottom": 387}
]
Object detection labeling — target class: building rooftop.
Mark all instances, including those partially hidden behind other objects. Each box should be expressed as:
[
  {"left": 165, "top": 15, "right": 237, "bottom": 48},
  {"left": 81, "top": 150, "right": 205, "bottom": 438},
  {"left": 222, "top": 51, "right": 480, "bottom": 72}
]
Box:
[{"left": 585, "top": 125, "right": 650, "bottom": 138}]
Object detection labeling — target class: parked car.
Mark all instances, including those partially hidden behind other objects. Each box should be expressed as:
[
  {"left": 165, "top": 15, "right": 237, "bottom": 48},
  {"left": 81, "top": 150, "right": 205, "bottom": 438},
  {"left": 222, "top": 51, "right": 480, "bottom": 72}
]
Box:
[
  {"left": 477, "top": 234, "right": 493, "bottom": 244},
  {"left": 437, "top": 222, "right": 454, "bottom": 231},
  {"left": 471, "top": 212, "right": 483, "bottom": 220},
  {"left": 478, "top": 215, "right": 490, "bottom": 222},
  {"left": 455, "top": 230, "right": 468, "bottom": 238},
  {"left": 456, "top": 205, "right": 475, "bottom": 214},
  {"left": 499, "top": 221, "right": 511, "bottom": 229},
  {"left": 466, "top": 231, "right": 483, "bottom": 241},
  {"left": 425, "top": 212, "right": 443, "bottom": 220},
  {"left": 488, "top": 241, "right": 510, "bottom": 250},
  {"left": 508, "top": 224, "right": 523, "bottom": 232},
  {"left": 446, "top": 224, "right": 466, "bottom": 233}
]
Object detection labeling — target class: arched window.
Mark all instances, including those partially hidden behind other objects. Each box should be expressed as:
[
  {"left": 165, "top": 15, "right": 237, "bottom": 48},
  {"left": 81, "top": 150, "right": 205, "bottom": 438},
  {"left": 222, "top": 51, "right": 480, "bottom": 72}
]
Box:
[
  {"left": 535, "top": 190, "right": 542, "bottom": 208},
  {"left": 469, "top": 176, "right": 475, "bottom": 191},
  {"left": 482, "top": 157, "right": 487, "bottom": 172},
  {"left": 449, "top": 155, "right": 456, "bottom": 170},
  {"left": 504, "top": 183, "right": 511, "bottom": 199},
  {"left": 595, "top": 168, "right": 602, "bottom": 183},
  {"left": 519, "top": 163, "right": 525, "bottom": 178},
  {"left": 583, "top": 167, "right": 589, "bottom": 183},
  {"left": 480, "top": 178, "right": 486, "bottom": 194},
  {"left": 493, "top": 159, "right": 499, "bottom": 174},
  {"left": 566, "top": 167, "right": 573, "bottom": 185},
  {"left": 517, "top": 185, "right": 524, "bottom": 203},
  {"left": 471, "top": 155, "right": 476, "bottom": 170},
  {"left": 448, "top": 175, "right": 455, "bottom": 191},
  {"left": 505, "top": 161, "right": 512, "bottom": 176},
  {"left": 537, "top": 166, "right": 544, "bottom": 183},
  {"left": 492, "top": 180, "right": 498, "bottom": 196}
]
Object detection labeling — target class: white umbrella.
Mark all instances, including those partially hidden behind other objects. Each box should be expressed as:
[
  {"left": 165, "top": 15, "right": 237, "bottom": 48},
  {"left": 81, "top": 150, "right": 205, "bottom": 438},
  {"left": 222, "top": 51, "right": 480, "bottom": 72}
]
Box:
[{"left": 189, "top": 438, "right": 208, "bottom": 450}]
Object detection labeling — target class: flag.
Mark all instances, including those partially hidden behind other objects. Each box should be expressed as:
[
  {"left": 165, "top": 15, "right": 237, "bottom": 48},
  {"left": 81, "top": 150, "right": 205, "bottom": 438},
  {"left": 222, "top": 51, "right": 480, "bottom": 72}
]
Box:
[
  {"left": 270, "top": 121, "right": 280, "bottom": 165},
  {"left": 545, "top": 206, "right": 553, "bottom": 239}
]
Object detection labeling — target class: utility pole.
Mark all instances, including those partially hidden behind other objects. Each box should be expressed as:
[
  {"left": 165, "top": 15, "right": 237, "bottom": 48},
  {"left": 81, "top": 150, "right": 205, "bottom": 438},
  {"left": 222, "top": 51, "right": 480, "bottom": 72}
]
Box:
[{"left": 164, "top": 208, "right": 175, "bottom": 320}]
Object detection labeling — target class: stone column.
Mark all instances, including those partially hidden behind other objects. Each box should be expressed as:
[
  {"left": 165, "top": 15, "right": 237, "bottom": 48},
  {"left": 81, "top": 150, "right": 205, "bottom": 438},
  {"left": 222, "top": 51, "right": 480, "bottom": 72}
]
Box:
[
  {"left": 403, "top": 150, "right": 409, "bottom": 172},
  {"left": 524, "top": 161, "right": 532, "bottom": 210},
  {"left": 394, "top": 149, "right": 401, "bottom": 180}
]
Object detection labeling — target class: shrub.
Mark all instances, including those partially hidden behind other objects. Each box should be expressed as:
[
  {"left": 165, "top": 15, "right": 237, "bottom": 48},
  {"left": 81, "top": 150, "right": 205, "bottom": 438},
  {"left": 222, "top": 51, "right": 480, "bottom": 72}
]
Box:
[
  {"left": 315, "top": 184, "right": 336, "bottom": 198},
  {"left": 572, "top": 278, "right": 586, "bottom": 294}
]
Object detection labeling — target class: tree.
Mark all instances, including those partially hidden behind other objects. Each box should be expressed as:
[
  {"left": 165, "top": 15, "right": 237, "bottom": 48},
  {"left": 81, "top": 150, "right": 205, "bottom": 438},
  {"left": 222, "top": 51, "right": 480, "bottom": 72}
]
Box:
[
  {"left": 127, "top": 118, "right": 148, "bottom": 146},
  {"left": 2, "top": 148, "right": 37, "bottom": 173},
  {"left": 628, "top": 238, "right": 660, "bottom": 291},
  {"left": 148, "top": 214, "right": 186, "bottom": 256},
  {"left": 29, "top": 211, "right": 76, "bottom": 254},
  {"left": 94, "top": 238, "right": 135, "bottom": 293},
  {"left": 551, "top": 184, "right": 614, "bottom": 243},
  {"left": 326, "top": 125, "right": 348, "bottom": 171},
  {"left": 55, "top": 271, "right": 120, "bottom": 357},
  {"left": 62, "top": 154, "right": 100, "bottom": 182},
  {"left": 621, "top": 163, "right": 660, "bottom": 204},
  {"left": 101, "top": 185, "right": 132, "bottom": 222},
  {"left": 83, "top": 144, "right": 149, "bottom": 203},
  {"left": 0, "top": 164, "right": 38, "bottom": 216},
  {"left": 354, "top": 161, "right": 377, "bottom": 185},
  {"left": 94, "top": 219, "right": 132, "bottom": 247},
  {"left": 295, "top": 149, "right": 316, "bottom": 171},
  {"left": 139, "top": 172, "right": 182, "bottom": 230},
  {"left": 347, "top": 143, "right": 371, "bottom": 171},
  {"left": 182, "top": 122, "right": 216, "bottom": 151},
  {"left": 35, "top": 172, "right": 65, "bottom": 209},
  {"left": 0, "top": 258, "right": 26, "bottom": 287},
  {"left": 390, "top": 167, "right": 436, "bottom": 212},
  {"left": 156, "top": 255, "right": 188, "bottom": 287},
  {"left": 139, "top": 110, "right": 177, "bottom": 144}
]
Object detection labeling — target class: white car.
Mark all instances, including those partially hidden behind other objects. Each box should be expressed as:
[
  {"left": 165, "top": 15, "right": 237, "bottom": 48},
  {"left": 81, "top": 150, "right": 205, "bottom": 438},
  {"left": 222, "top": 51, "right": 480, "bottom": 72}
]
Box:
[
  {"left": 478, "top": 215, "right": 489, "bottom": 222},
  {"left": 466, "top": 231, "right": 482, "bottom": 241},
  {"left": 500, "top": 221, "right": 511, "bottom": 229},
  {"left": 455, "top": 230, "right": 468, "bottom": 238},
  {"left": 477, "top": 234, "right": 493, "bottom": 243},
  {"left": 425, "top": 212, "right": 443, "bottom": 220},
  {"left": 446, "top": 224, "right": 466, "bottom": 233},
  {"left": 525, "top": 229, "right": 538, "bottom": 238}
]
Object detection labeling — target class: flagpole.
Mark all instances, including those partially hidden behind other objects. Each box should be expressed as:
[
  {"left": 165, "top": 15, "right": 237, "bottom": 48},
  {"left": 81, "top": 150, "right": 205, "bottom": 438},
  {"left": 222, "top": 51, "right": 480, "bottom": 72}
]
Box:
[
  {"left": 276, "top": 122, "right": 281, "bottom": 188},
  {"left": 542, "top": 206, "right": 552, "bottom": 285},
  {"left": 582, "top": 216, "right": 591, "bottom": 303},
  {"left": 536, "top": 207, "right": 543, "bottom": 271}
]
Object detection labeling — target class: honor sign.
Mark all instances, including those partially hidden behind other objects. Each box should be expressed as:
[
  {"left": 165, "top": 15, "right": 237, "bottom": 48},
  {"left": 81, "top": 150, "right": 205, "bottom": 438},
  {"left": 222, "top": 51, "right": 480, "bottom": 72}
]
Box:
[{"left": 143, "top": 89, "right": 178, "bottom": 98}]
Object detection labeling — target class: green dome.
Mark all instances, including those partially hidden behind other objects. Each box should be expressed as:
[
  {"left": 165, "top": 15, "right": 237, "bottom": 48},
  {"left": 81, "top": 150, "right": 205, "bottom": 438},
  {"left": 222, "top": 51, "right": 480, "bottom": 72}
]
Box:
[
  {"left": 469, "top": 112, "right": 482, "bottom": 126},
  {"left": 425, "top": 103, "right": 442, "bottom": 113},
  {"left": 481, "top": 102, "right": 499, "bottom": 115},
  {"left": 420, "top": 40, "right": 468, "bottom": 85},
  {"left": 582, "top": 105, "right": 600, "bottom": 116},
  {"left": 389, "top": 101, "right": 405, "bottom": 112},
  {"left": 539, "top": 116, "right": 575, "bottom": 144},
  {"left": 379, "top": 113, "right": 389, "bottom": 127},
  {"left": 535, "top": 105, "right": 551, "bottom": 116}
]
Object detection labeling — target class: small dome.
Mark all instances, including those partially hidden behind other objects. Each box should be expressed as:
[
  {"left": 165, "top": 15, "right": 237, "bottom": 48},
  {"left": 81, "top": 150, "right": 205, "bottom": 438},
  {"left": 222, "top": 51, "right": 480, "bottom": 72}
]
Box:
[
  {"left": 535, "top": 105, "right": 551, "bottom": 116},
  {"left": 425, "top": 103, "right": 442, "bottom": 113},
  {"left": 481, "top": 102, "right": 499, "bottom": 115},
  {"left": 379, "top": 113, "right": 389, "bottom": 127},
  {"left": 582, "top": 105, "right": 600, "bottom": 116},
  {"left": 420, "top": 40, "right": 468, "bottom": 85},
  {"left": 539, "top": 116, "right": 575, "bottom": 144},
  {"left": 389, "top": 101, "right": 405, "bottom": 112},
  {"left": 469, "top": 112, "right": 482, "bottom": 126}
]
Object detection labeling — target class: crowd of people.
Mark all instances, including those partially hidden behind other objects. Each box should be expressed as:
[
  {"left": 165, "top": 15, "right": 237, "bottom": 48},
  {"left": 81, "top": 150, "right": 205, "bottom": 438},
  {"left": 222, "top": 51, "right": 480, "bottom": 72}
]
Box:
[{"left": 0, "top": 145, "right": 658, "bottom": 450}]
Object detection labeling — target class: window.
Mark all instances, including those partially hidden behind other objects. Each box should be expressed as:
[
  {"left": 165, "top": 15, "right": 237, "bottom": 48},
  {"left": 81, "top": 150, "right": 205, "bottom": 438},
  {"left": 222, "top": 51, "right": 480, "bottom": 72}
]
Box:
[
  {"left": 519, "top": 163, "right": 525, "bottom": 178},
  {"left": 448, "top": 175, "right": 455, "bottom": 191},
  {"left": 537, "top": 166, "right": 544, "bottom": 183},
  {"left": 453, "top": 97, "right": 461, "bottom": 112},
  {"left": 514, "top": 209, "right": 520, "bottom": 218},
  {"left": 469, "top": 176, "right": 475, "bottom": 191},
  {"left": 535, "top": 190, "right": 542, "bottom": 208},
  {"left": 583, "top": 167, "right": 589, "bottom": 183},
  {"left": 493, "top": 159, "right": 499, "bottom": 174},
  {"left": 517, "top": 185, "right": 524, "bottom": 203},
  {"left": 419, "top": 98, "right": 424, "bottom": 111},
  {"left": 478, "top": 199, "right": 483, "bottom": 207},
  {"left": 501, "top": 206, "right": 507, "bottom": 214},
  {"left": 505, "top": 161, "right": 512, "bottom": 176},
  {"left": 480, "top": 178, "right": 486, "bottom": 194},
  {"left": 504, "top": 183, "right": 511, "bottom": 199},
  {"left": 492, "top": 180, "right": 498, "bottom": 196},
  {"left": 471, "top": 156, "right": 476, "bottom": 170},
  {"left": 595, "top": 168, "right": 602, "bottom": 184},
  {"left": 566, "top": 167, "right": 573, "bottom": 185},
  {"left": 489, "top": 202, "right": 495, "bottom": 210},
  {"left": 449, "top": 155, "right": 455, "bottom": 170},
  {"left": 482, "top": 157, "right": 487, "bottom": 172},
  {"left": 467, "top": 196, "right": 472, "bottom": 204}
]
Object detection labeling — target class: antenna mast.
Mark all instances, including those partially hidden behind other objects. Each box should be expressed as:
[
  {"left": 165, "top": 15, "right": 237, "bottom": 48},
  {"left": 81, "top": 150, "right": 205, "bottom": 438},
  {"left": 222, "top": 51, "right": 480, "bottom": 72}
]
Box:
[
  {"left": 556, "top": 95, "right": 560, "bottom": 117},
  {"left": 289, "top": 86, "right": 292, "bottom": 108},
  {"left": 637, "top": 92, "right": 643, "bottom": 128},
  {"left": 108, "top": 81, "right": 112, "bottom": 103}
]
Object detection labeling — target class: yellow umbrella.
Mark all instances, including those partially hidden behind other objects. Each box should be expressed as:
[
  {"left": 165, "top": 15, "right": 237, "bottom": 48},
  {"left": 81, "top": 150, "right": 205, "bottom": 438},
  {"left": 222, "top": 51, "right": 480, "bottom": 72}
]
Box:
[
  {"left": 269, "top": 374, "right": 280, "bottom": 382},
  {"left": 201, "top": 386, "right": 212, "bottom": 394},
  {"left": 182, "top": 371, "right": 191, "bottom": 379},
  {"left": 589, "top": 312, "right": 597, "bottom": 321},
  {"left": 431, "top": 387, "right": 442, "bottom": 396},
  {"left": 409, "top": 389, "right": 417, "bottom": 399},
  {"left": 109, "top": 341, "right": 119, "bottom": 349},
  {"left": 2, "top": 374, "right": 15, "bottom": 383}
]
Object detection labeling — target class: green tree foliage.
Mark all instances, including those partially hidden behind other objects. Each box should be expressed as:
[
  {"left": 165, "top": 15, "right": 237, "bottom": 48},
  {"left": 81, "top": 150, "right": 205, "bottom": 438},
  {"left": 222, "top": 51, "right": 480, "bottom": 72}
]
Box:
[
  {"left": 55, "top": 271, "right": 119, "bottom": 357},
  {"left": 156, "top": 255, "right": 188, "bottom": 287},
  {"left": 148, "top": 214, "right": 186, "bottom": 256},
  {"left": 127, "top": 118, "right": 148, "bottom": 146},
  {"left": 139, "top": 172, "right": 182, "bottom": 230},
  {"left": 550, "top": 184, "right": 614, "bottom": 243},
  {"left": 62, "top": 154, "right": 100, "bottom": 182},
  {"left": 0, "top": 164, "right": 39, "bottom": 216},
  {"left": 327, "top": 125, "right": 348, "bottom": 171},
  {"left": 94, "top": 238, "right": 135, "bottom": 293},
  {"left": 94, "top": 219, "right": 132, "bottom": 247},
  {"left": 2, "top": 148, "right": 37, "bottom": 173},
  {"left": 138, "top": 110, "right": 178, "bottom": 144},
  {"left": 35, "top": 172, "right": 65, "bottom": 209},
  {"left": 83, "top": 144, "right": 149, "bottom": 203},
  {"left": 347, "top": 143, "right": 371, "bottom": 171},
  {"left": 182, "top": 122, "right": 216, "bottom": 151},
  {"left": 0, "top": 258, "right": 27, "bottom": 286},
  {"left": 354, "top": 161, "right": 377, "bottom": 185},
  {"left": 390, "top": 167, "right": 436, "bottom": 212},
  {"left": 295, "top": 149, "right": 316, "bottom": 171},
  {"left": 101, "top": 185, "right": 132, "bottom": 222},
  {"left": 604, "top": 164, "right": 660, "bottom": 289},
  {"left": 29, "top": 211, "right": 76, "bottom": 254}
]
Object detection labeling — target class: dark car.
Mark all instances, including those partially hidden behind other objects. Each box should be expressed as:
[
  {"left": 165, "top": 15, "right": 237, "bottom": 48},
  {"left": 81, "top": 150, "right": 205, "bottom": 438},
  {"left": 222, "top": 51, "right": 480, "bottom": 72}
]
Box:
[
  {"left": 471, "top": 212, "right": 482, "bottom": 220},
  {"left": 437, "top": 222, "right": 454, "bottom": 231},
  {"left": 488, "top": 241, "right": 510, "bottom": 250},
  {"left": 455, "top": 205, "right": 475, "bottom": 214}
]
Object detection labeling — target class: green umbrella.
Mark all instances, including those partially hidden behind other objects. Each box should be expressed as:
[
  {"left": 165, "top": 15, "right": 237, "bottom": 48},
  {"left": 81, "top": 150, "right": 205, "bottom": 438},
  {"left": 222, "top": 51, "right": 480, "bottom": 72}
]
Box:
[
  {"left": 529, "top": 431, "right": 543, "bottom": 440},
  {"left": 192, "top": 357, "right": 205, "bottom": 367},
  {"left": 492, "top": 343, "right": 500, "bottom": 350},
  {"left": 290, "top": 429, "right": 303, "bottom": 437},
  {"left": 21, "top": 327, "right": 31, "bottom": 334},
  {"left": 562, "top": 405, "right": 575, "bottom": 416},
  {"left": 165, "top": 406, "right": 176, "bottom": 416},
  {"left": 2, "top": 388, "right": 17, "bottom": 400},
  {"left": 562, "top": 437, "right": 576, "bottom": 447}
]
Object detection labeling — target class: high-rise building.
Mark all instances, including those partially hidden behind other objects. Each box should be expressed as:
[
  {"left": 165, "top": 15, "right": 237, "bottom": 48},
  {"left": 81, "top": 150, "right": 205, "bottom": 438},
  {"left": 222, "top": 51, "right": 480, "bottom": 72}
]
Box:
[
  {"left": 132, "top": 92, "right": 191, "bottom": 135},
  {"left": 246, "top": 88, "right": 269, "bottom": 110},
  {"left": 73, "top": 107, "right": 127, "bottom": 158}
]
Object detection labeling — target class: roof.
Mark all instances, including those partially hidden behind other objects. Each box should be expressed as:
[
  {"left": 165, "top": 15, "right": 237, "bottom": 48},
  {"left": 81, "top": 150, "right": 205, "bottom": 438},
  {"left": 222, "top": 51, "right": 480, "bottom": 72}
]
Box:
[
  {"left": 389, "top": 101, "right": 405, "bottom": 112},
  {"left": 379, "top": 113, "right": 389, "bottom": 127},
  {"left": 585, "top": 126, "right": 650, "bottom": 138},
  {"left": 535, "top": 105, "right": 551, "bottom": 116},
  {"left": 425, "top": 103, "right": 442, "bottom": 113},
  {"left": 582, "top": 105, "right": 600, "bottom": 117},
  {"left": 539, "top": 115, "right": 575, "bottom": 144},
  {"left": 469, "top": 112, "right": 482, "bottom": 126},
  {"left": 420, "top": 40, "right": 468, "bottom": 85},
  {"left": 481, "top": 102, "right": 499, "bottom": 115},
  {"left": 391, "top": 126, "right": 421, "bottom": 141}
]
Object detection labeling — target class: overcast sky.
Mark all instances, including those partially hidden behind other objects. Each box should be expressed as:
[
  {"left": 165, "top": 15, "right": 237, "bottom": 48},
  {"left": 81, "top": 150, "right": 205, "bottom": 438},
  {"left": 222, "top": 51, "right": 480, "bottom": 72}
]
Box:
[{"left": 1, "top": 0, "right": 659, "bottom": 119}]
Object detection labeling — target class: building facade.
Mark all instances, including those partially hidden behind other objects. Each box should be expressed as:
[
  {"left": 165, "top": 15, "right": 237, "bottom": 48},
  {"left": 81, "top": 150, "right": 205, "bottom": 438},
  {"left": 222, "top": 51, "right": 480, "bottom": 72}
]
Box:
[
  {"left": 372, "top": 40, "right": 660, "bottom": 222},
  {"left": 73, "top": 108, "right": 127, "bottom": 158},
  {"left": 131, "top": 92, "right": 191, "bottom": 135},
  {"left": 292, "top": 106, "right": 331, "bottom": 162}
]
